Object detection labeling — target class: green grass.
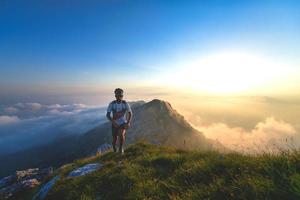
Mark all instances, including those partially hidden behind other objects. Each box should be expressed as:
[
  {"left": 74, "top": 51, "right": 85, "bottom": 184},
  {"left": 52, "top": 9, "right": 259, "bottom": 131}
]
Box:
[{"left": 40, "top": 142, "right": 300, "bottom": 200}]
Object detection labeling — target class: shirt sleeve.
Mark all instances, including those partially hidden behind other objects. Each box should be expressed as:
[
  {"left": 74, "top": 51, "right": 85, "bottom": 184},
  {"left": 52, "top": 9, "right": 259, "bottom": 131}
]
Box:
[
  {"left": 107, "top": 102, "right": 113, "bottom": 113},
  {"left": 125, "top": 102, "right": 132, "bottom": 113}
]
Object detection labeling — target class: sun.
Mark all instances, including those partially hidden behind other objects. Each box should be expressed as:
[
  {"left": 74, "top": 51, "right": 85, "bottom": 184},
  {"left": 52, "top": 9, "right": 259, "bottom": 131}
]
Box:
[{"left": 164, "top": 52, "right": 283, "bottom": 94}]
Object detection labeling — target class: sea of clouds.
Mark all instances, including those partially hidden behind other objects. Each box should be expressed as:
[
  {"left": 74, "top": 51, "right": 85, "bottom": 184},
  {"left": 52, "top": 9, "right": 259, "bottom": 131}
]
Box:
[
  {"left": 0, "top": 102, "right": 107, "bottom": 155},
  {"left": 1, "top": 98, "right": 299, "bottom": 155},
  {"left": 184, "top": 113, "right": 300, "bottom": 153}
]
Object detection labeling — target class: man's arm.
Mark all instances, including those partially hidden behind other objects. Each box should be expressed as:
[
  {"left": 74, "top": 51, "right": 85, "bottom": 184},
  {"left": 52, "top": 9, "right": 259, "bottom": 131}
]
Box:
[
  {"left": 106, "top": 112, "right": 112, "bottom": 121},
  {"left": 125, "top": 102, "right": 132, "bottom": 127},
  {"left": 106, "top": 102, "right": 118, "bottom": 127},
  {"left": 106, "top": 102, "right": 113, "bottom": 122},
  {"left": 127, "top": 112, "right": 132, "bottom": 124},
  {"left": 125, "top": 112, "right": 132, "bottom": 128},
  {"left": 107, "top": 112, "right": 118, "bottom": 127}
]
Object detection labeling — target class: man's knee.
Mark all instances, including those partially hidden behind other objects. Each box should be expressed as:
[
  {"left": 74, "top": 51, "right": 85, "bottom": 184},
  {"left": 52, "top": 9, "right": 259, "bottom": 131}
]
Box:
[
  {"left": 121, "top": 129, "right": 126, "bottom": 137},
  {"left": 120, "top": 130, "right": 126, "bottom": 141}
]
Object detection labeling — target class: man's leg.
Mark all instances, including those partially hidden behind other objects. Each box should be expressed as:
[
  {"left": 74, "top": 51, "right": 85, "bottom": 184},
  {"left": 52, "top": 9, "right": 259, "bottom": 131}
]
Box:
[
  {"left": 118, "top": 128, "right": 126, "bottom": 154},
  {"left": 112, "top": 126, "right": 118, "bottom": 152}
]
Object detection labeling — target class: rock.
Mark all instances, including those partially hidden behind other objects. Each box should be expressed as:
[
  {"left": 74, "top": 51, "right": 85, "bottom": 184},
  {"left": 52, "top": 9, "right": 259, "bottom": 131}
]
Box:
[
  {"left": 33, "top": 163, "right": 104, "bottom": 199},
  {"left": 0, "top": 167, "right": 53, "bottom": 199},
  {"left": 16, "top": 168, "right": 39, "bottom": 180},
  {"left": 32, "top": 175, "right": 60, "bottom": 200},
  {"left": 68, "top": 163, "right": 103, "bottom": 177},
  {"left": 0, "top": 178, "right": 40, "bottom": 199},
  {"left": 22, "top": 178, "right": 40, "bottom": 188}
]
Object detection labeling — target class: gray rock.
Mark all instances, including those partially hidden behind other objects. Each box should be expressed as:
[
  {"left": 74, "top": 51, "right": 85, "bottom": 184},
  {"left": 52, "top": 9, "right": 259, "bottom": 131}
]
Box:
[
  {"left": 16, "top": 168, "right": 39, "bottom": 181},
  {"left": 0, "top": 167, "right": 53, "bottom": 199},
  {"left": 0, "top": 178, "right": 40, "bottom": 199},
  {"left": 68, "top": 163, "right": 103, "bottom": 177}
]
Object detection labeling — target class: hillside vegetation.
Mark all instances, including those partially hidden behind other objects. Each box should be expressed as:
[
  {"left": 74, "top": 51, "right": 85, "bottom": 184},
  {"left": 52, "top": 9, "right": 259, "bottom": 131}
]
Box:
[{"left": 35, "top": 142, "right": 300, "bottom": 200}]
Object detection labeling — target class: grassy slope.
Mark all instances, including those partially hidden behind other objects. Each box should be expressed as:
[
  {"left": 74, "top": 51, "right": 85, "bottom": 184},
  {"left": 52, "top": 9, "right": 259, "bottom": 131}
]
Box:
[{"left": 38, "top": 143, "right": 300, "bottom": 200}]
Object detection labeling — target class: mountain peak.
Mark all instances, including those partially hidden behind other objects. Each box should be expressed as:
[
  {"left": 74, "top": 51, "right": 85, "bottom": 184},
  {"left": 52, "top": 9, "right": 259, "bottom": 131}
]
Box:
[
  {"left": 148, "top": 99, "right": 171, "bottom": 106},
  {"left": 144, "top": 99, "right": 173, "bottom": 113}
]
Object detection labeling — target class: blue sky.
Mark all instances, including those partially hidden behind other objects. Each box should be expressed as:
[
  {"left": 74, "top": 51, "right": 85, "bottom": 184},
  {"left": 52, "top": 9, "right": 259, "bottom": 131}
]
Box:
[{"left": 0, "top": 0, "right": 299, "bottom": 103}]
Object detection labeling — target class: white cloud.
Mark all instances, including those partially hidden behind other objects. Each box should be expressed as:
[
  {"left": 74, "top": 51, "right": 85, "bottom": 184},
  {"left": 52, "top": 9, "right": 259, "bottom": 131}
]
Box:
[
  {"left": 14, "top": 102, "right": 43, "bottom": 110},
  {"left": 73, "top": 104, "right": 87, "bottom": 109},
  {"left": 48, "top": 104, "right": 62, "bottom": 109},
  {"left": 1, "top": 102, "right": 91, "bottom": 119},
  {"left": 186, "top": 114, "right": 298, "bottom": 153},
  {"left": 0, "top": 102, "right": 107, "bottom": 154},
  {"left": 0, "top": 115, "right": 20, "bottom": 125},
  {"left": 4, "top": 107, "right": 18, "bottom": 114},
  {"left": 15, "top": 103, "right": 25, "bottom": 108},
  {"left": 49, "top": 109, "right": 73, "bottom": 115},
  {"left": 25, "top": 103, "right": 42, "bottom": 110}
]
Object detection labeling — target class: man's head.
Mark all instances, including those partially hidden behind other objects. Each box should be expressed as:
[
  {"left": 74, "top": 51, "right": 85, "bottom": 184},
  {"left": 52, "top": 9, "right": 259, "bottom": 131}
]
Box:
[{"left": 114, "top": 88, "right": 124, "bottom": 101}]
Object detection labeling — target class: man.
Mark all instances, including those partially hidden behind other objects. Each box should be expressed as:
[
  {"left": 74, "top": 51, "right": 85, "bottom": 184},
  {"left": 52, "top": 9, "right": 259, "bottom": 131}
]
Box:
[{"left": 106, "top": 88, "right": 132, "bottom": 154}]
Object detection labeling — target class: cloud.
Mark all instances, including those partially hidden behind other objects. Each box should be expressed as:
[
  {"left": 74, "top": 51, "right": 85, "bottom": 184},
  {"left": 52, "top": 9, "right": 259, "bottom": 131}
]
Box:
[
  {"left": 48, "top": 104, "right": 62, "bottom": 109},
  {"left": 48, "top": 109, "right": 73, "bottom": 115},
  {"left": 25, "top": 103, "right": 43, "bottom": 110},
  {"left": 13, "top": 102, "right": 42, "bottom": 110},
  {"left": 0, "top": 116, "right": 20, "bottom": 125},
  {"left": 0, "top": 102, "right": 94, "bottom": 120},
  {"left": 185, "top": 114, "right": 299, "bottom": 153},
  {"left": 4, "top": 107, "right": 19, "bottom": 114},
  {"left": 0, "top": 103, "right": 107, "bottom": 155}
]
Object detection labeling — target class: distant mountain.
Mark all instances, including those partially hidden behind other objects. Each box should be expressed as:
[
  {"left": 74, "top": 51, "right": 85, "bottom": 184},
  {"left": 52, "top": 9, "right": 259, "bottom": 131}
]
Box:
[{"left": 0, "top": 99, "right": 223, "bottom": 178}]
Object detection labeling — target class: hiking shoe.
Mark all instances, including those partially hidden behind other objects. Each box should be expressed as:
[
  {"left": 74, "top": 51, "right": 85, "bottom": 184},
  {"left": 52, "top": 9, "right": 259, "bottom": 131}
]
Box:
[{"left": 119, "top": 148, "right": 124, "bottom": 155}]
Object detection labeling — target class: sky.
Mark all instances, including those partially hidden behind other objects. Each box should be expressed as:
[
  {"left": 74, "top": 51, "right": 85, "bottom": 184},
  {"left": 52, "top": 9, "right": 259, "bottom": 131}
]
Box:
[{"left": 0, "top": 0, "right": 300, "bottom": 105}]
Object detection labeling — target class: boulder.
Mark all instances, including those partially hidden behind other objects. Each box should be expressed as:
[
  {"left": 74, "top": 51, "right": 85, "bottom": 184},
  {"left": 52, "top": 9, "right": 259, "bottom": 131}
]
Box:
[
  {"left": 0, "top": 167, "right": 53, "bottom": 199},
  {"left": 68, "top": 163, "right": 103, "bottom": 177},
  {"left": 0, "top": 178, "right": 40, "bottom": 198}
]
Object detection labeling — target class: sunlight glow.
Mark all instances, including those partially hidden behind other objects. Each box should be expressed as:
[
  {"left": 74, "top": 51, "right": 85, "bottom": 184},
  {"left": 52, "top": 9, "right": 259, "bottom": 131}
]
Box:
[{"left": 163, "top": 52, "right": 286, "bottom": 94}]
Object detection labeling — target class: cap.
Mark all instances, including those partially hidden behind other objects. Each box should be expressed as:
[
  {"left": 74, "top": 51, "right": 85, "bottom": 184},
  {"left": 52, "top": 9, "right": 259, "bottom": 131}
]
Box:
[{"left": 114, "top": 88, "right": 124, "bottom": 95}]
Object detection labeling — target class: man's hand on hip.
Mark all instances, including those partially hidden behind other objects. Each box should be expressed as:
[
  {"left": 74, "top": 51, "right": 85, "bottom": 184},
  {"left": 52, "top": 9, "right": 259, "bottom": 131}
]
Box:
[
  {"left": 112, "top": 120, "right": 119, "bottom": 128},
  {"left": 125, "top": 122, "right": 131, "bottom": 129}
]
